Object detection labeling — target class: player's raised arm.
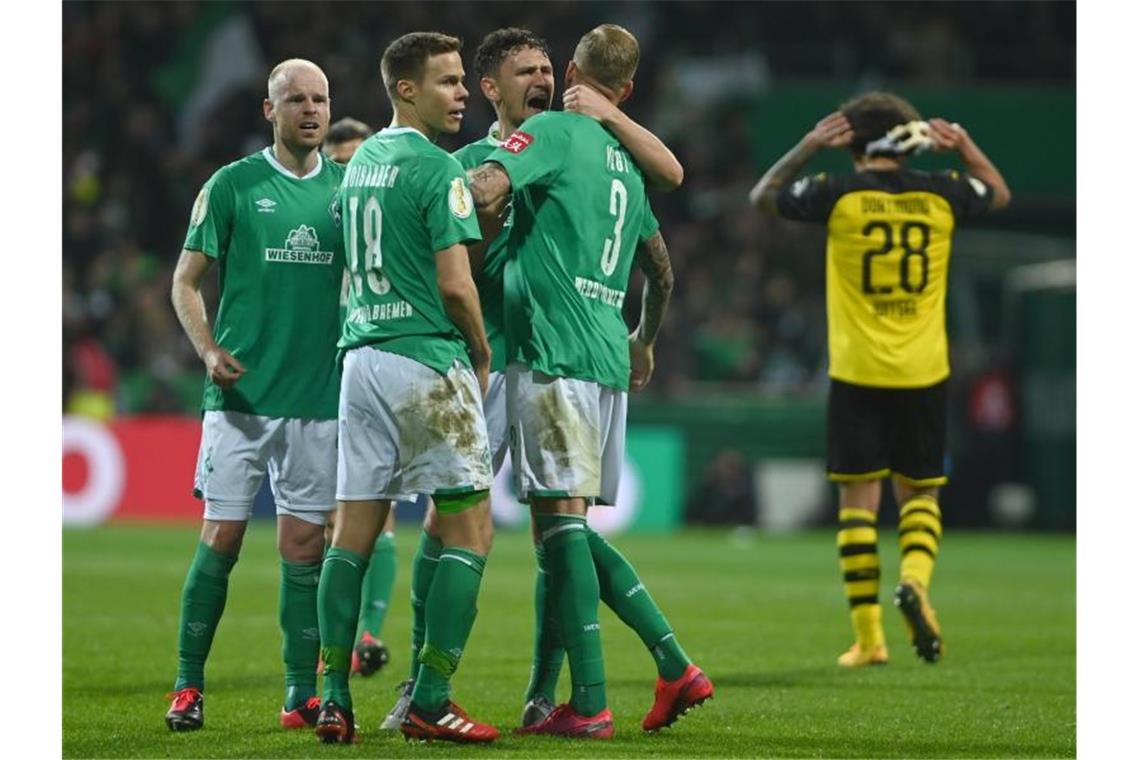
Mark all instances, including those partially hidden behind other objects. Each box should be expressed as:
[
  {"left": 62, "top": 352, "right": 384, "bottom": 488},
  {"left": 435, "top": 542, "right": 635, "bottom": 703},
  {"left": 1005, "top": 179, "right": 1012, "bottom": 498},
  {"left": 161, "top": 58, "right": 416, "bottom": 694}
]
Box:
[
  {"left": 468, "top": 161, "right": 513, "bottom": 218},
  {"left": 170, "top": 248, "right": 245, "bottom": 388},
  {"left": 563, "top": 83, "right": 683, "bottom": 191},
  {"left": 928, "top": 118, "right": 1012, "bottom": 210},
  {"left": 749, "top": 111, "right": 853, "bottom": 214},
  {"left": 464, "top": 162, "right": 511, "bottom": 268},
  {"left": 629, "top": 231, "right": 675, "bottom": 392},
  {"left": 435, "top": 243, "right": 492, "bottom": 395}
]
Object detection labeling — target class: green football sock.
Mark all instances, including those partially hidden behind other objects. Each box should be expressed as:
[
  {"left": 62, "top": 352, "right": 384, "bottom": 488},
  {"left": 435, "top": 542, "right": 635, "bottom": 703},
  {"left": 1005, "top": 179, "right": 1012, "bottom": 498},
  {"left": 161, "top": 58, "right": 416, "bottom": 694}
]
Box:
[
  {"left": 408, "top": 532, "right": 443, "bottom": 681},
  {"left": 357, "top": 531, "right": 397, "bottom": 641},
  {"left": 280, "top": 559, "right": 321, "bottom": 710},
  {"left": 524, "top": 541, "right": 564, "bottom": 703},
  {"left": 588, "top": 528, "right": 691, "bottom": 681},
  {"left": 411, "top": 548, "right": 486, "bottom": 713},
  {"left": 536, "top": 514, "right": 606, "bottom": 716},
  {"left": 317, "top": 546, "right": 368, "bottom": 710},
  {"left": 174, "top": 541, "right": 238, "bottom": 690}
]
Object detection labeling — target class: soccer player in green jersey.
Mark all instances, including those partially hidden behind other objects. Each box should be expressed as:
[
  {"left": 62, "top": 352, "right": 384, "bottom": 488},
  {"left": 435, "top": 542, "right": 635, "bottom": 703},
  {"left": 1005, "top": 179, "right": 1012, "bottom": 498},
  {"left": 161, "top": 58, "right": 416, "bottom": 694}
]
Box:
[
  {"left": 469, "top": 25, "right": 713, "bottom": 738},
  {"left": 165, "top": 59, "right": 344, "bottom": 732},
  {"left": 377, "top": 26, "right": 688, "bottom": 733},
  {"left": 323, "top": 117, "right": 399, "bottom": 681},
  {"left": 313, "top": 32, "right": 498, "bottom": 745}
]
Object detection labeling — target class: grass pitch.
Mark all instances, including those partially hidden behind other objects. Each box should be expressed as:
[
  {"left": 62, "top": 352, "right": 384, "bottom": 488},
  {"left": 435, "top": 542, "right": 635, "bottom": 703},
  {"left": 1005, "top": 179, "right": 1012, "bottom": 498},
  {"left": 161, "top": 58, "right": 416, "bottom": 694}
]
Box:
[{"left": 63, "top": 525, "right": 1074, "bottom": 758}]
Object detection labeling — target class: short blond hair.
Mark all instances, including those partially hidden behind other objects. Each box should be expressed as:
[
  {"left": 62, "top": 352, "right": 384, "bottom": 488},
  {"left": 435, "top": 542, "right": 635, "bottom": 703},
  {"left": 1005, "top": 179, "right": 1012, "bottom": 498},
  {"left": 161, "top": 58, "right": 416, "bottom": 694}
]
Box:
[{"left": 572, "top": 24, "right": 639, "bottom": 91}]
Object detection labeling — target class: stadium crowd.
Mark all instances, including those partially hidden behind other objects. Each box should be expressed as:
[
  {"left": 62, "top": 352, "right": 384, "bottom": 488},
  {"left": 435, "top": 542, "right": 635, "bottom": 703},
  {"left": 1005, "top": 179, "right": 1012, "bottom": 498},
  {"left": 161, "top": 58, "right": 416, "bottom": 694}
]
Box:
[{"left": 62, "top": 1, "right": 1074, "bottom": 418}]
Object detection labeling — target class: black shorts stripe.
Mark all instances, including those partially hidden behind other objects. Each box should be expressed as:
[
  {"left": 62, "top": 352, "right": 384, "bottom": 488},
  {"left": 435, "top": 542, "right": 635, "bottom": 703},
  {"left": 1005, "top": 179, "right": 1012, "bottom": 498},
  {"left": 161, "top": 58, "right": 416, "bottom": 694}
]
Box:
[
  {"left": 839, "top": 518, "right": 877, "bottom": 530},
  {"left": 848, "top": 595, "right": 879, "bottom": 607},
  {"left": 839, "top": 544, "right": 878, "bottom": 557},
  {"left": 899, "top": 526, "right": 942, "bottom": 540},
  {"left": 901, "top": 544, "right": 937, "bottom": 559},
  {"left": 843, "top": 569, "right": 881, "bottom": 582}
]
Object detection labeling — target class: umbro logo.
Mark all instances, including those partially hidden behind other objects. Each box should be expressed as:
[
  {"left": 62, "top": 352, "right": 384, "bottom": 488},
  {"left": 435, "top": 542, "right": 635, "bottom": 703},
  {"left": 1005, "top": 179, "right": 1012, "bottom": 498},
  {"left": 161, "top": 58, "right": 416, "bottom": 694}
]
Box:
[{"left": 256, "top": 198, "right": 277, "bottom": 213}]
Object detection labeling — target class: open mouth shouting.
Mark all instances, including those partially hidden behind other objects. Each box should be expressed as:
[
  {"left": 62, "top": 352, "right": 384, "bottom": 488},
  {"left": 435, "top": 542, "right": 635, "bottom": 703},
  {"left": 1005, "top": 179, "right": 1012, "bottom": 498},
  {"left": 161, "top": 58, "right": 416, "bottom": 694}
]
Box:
[{"left": 525, "top": 89, "right": 552, "bottom": 115}]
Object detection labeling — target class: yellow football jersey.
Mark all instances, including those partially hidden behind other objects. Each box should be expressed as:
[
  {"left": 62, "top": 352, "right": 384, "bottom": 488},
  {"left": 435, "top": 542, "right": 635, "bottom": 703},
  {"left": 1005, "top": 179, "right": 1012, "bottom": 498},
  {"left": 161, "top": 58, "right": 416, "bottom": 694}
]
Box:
[{"left": 778, "top": 168, "right": 993, "bottom": 388}]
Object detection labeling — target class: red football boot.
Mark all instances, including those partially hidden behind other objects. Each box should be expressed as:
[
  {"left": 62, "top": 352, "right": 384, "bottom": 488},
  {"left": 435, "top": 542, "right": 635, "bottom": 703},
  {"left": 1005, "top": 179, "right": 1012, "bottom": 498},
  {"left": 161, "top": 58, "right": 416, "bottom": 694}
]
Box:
[
  {"left": 400, "top": 700, "right": 498, "bottom": 743},
  {"left": 280, "top": 695, "right": 321, "bottom": 729},
  {"left": 516, "top": 703, "right": 614, "bottom": 739},
  {"left": 642, "top": 664, "right": 714, "bottom": 731}
]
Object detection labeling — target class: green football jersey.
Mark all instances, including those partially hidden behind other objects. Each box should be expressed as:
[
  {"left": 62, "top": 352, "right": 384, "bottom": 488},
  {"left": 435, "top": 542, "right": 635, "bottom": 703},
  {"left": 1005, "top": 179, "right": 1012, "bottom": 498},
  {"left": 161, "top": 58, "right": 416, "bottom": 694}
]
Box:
[
  {"left": 184, "top": 147, "right": 344, "bottom": 419},
  {"left": 452, "top": 122, "right": 511, "bottom": 372},
  {"left": 487, "top": 111, "right": 660, "bottom": 390},
  {"left": 338, "top": 127, "right": 482, "bottom": 375}
]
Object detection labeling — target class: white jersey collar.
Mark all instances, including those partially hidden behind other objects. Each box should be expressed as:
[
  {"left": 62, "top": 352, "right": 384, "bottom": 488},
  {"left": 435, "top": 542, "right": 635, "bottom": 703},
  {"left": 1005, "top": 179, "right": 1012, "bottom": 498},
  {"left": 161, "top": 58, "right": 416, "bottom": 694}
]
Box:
[
  {"left": 262, "top": 146, "right": 323, "bottom": 180},
  {"left": 487, "top": 121, "right": 504, "bottom": 145}
]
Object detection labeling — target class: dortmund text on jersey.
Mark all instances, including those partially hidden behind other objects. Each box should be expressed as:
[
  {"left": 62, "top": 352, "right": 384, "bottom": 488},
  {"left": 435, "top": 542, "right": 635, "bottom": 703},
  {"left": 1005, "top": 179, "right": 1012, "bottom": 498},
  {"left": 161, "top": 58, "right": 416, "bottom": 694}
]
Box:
[
  {"left": 777, "top": 169, "right": 993, "bottom": 388},
  {"left": 487, "top": 111, "right": 660, "bottom": 391},
  {"left": 337, "top": 128, "right": 482, "bottom": 375},
  {"left": 184, "top": 148, "right": 345, "bottom": 419}
]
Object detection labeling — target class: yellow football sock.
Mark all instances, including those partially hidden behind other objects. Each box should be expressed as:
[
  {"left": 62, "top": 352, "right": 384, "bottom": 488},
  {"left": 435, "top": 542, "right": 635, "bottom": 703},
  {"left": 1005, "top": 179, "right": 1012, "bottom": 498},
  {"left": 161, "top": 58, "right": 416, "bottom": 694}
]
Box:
[
  {"left": 837, "top": 507, "right": 884, "bottom": 649},
  {"left": 899, "top": 495, "right": 942, "bottom": 589}
]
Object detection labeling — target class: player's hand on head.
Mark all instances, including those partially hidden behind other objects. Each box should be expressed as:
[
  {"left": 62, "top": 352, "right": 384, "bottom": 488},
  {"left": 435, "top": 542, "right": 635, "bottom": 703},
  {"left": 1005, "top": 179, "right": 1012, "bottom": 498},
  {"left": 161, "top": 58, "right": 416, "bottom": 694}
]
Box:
[
  {"left": 563, "top": 85, "right": 618, "bottom": 124},
  {"left": 205, "top": 346, "right": 245, "bottom": 388},
  {"left": 628, "top": 336, "right": 655, "bottom": 392},
  {"left": 928, "top": 118, "right": 967, "bottom": 152},
  {"left": 806, "top": 112, "right": 854, "bottom": 150}
]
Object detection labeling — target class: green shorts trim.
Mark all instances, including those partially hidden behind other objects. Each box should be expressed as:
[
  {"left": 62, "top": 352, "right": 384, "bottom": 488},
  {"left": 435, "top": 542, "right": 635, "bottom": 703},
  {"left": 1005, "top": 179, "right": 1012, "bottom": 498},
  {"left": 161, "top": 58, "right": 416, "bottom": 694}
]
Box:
[{"left": 434, "top": 489, "right": 488, "bottom": 515}]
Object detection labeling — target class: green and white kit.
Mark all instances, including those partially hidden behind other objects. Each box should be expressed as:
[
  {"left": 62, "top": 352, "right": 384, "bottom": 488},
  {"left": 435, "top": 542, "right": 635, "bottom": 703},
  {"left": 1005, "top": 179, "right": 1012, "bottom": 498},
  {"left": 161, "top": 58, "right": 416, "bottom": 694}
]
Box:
[{"left": 184, "top": 147, "right": 344, "bottom": 512}]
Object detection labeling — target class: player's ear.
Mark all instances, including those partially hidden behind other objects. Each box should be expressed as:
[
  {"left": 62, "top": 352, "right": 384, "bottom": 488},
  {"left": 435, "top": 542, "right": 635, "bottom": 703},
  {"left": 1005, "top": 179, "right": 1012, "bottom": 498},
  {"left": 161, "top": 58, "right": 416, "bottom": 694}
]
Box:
[
  {"left": 480, "top": 76, "right": 499, "bottom": 104},
  {"left": 617, "top": 80, "right": 634, "bottom": 105},
  {"left": 565, "top": 60, "right": 577, "bottom": 86},
  {"left": 395, "top": 78, "right": 417, "bottom": 104},
  {"left": 263, "top": 98, "right": 275, "bottom": 123}
]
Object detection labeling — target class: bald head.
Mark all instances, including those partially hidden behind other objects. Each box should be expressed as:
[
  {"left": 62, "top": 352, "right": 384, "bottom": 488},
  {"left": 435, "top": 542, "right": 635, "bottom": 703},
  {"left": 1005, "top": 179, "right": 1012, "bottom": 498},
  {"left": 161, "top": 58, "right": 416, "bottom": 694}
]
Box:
[
  {"left": 263, "top": 58, "right": 331, "bottom": 155},
  {"left": 267, "top": 58, "right": 328, "bottom": 105}
]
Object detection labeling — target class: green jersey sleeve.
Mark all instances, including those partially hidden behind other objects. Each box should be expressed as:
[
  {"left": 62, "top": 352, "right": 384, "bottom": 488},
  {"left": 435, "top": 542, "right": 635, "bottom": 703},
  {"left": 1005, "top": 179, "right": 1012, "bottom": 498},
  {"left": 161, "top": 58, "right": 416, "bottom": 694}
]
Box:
[
  {"left": 639, "top": 198, "right": 661, "bottom": 242},
  {"left": 487, "top": 111, "right": 572, "bottom": 189},
  {"left": 183, "top": 169, "right": 235, "bottom": 258},
  {"left": 417, "top": 153, "right": 481, "bottom": 253}
]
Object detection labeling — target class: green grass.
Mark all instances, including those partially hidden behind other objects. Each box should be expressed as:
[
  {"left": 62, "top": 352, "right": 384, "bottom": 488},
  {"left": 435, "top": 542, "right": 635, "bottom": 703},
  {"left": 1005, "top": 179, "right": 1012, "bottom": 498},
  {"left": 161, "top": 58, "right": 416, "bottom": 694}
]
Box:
[{"left": 63, "top": 525, "right": 1075, "bottom": 758}]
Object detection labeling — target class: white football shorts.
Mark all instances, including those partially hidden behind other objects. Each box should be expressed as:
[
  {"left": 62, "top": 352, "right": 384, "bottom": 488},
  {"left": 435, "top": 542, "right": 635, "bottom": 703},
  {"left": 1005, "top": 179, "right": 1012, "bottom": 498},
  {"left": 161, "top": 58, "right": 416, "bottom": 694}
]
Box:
[
  {"left": 193, "top": 410, "right": 337, "bottom": 525},
  {"left": 485, "top": 370, "right": 509, "bottom": 474},
  {"left": 337, "top": 347, "right": 493, "bottom": 500},
  {"left": 506, "top": 363, "right": 627, "bottom": 505}
]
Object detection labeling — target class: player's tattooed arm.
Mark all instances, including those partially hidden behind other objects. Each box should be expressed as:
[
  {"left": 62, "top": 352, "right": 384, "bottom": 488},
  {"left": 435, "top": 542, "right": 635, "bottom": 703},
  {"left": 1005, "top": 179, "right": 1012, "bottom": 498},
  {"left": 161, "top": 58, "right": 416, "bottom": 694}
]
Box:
[
  {"left": 628, "top": 232, "right": 675, "bottom": 392},
  {"left": 466, "top": 163, "right": 512, "bottom": 265},
  {"left": 632, "top": 232, "right": 675, "bottom": 345},
  {"left": 468, "top": 162, "right": 512, "bottom": 218},
  {"left": 749, "top": 111, "right": 853, "bottom": 214},
  {"left": 563, "top": 84, "right": 683, "bottom": 191},
  {"left": 171, "top": 249, "right": 245, "bottom": 388}
]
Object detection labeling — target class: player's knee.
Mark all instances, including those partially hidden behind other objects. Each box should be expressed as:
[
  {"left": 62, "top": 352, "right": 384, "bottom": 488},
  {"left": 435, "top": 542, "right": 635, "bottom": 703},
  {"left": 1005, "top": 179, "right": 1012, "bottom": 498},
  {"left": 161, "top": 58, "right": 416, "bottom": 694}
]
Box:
[
  {"left": 435, "top": 490, "right": 492, "bottom": 554},
  {"left": 277, "top": 515, "right": 326, "bottom": 562},
  {"left": 201, "top": 519, "right": 247, "bottom": 557}
]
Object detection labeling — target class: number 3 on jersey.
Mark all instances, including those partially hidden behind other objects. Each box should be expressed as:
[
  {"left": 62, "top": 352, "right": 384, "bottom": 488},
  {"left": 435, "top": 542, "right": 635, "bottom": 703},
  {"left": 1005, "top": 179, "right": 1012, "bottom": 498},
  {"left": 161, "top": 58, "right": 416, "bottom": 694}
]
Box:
[
  {"left": 346, "top": 195, "right": 391, "bottom": 296},
  {"left": 600, "top": 178, "right": 627, "bottom": 276}
]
